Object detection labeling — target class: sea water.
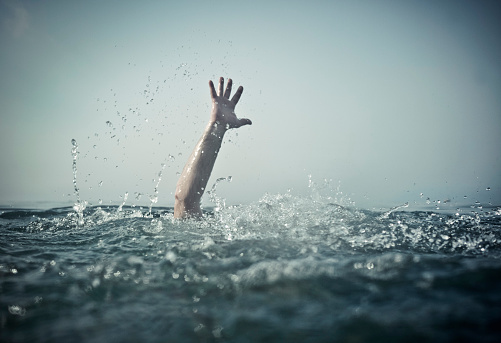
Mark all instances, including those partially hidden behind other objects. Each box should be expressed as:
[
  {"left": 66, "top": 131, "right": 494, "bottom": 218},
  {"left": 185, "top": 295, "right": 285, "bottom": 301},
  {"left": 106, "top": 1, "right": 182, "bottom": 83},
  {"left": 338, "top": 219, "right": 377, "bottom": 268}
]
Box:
[{"left": 1, "top": 186, "right": 500, "bottom": 342}]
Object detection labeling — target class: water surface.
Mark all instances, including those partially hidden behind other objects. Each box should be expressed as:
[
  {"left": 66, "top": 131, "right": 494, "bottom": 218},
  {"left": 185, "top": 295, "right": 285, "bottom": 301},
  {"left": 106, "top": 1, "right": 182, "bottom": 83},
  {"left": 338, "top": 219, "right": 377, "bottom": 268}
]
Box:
[{"left": 1, "top": 192, "right": 500, "bottom": 342}]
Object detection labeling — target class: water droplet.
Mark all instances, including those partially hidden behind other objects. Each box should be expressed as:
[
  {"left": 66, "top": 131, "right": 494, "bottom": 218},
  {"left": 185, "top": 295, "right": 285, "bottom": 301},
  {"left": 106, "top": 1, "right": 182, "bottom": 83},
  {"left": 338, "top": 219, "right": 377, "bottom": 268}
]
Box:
[
  {"left": 165, "top": 251, "right": 177, "bottom": 263},
  {"left": 486, "top": 187, "right": 491, "bottom": 191},
  {"left": 8, "top": 305, "right": 26, "bottom": 316}
]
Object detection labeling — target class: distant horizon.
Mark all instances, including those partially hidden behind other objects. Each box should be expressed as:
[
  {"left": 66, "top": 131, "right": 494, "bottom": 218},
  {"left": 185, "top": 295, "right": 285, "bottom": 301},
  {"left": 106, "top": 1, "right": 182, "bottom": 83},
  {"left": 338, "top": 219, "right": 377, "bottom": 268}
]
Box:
[{"left": 1, "top": 187, "right": 498, "bottom": 213}]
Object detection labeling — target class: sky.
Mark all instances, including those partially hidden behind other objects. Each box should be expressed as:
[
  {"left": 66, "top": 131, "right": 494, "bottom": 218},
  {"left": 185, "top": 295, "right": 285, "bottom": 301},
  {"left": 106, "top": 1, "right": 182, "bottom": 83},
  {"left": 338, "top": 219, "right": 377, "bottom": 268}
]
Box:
[{"left": 0, "top": 0, "right": 500, "bottom": 210}]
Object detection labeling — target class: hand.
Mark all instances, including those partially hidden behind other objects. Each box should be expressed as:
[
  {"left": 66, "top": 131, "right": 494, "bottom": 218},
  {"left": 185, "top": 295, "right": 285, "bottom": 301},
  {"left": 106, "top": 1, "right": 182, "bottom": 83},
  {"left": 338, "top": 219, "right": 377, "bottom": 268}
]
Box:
[{"left": 209, "top": 77, "right": 252, "bottom": 129}]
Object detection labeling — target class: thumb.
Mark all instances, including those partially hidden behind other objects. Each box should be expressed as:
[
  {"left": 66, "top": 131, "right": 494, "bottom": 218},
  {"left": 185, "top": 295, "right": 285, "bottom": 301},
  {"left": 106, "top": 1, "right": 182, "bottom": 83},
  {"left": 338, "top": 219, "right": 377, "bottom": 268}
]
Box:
[{"left": 238, "top": 118, "right": 252, "bottom": 127}]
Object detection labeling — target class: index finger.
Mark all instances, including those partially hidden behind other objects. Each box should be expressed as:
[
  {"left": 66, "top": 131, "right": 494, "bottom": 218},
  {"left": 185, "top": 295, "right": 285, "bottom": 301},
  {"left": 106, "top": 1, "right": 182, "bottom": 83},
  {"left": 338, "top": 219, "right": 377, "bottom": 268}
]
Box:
[{"left": 231, "top": 86, "right": 243, "bottom": 104}]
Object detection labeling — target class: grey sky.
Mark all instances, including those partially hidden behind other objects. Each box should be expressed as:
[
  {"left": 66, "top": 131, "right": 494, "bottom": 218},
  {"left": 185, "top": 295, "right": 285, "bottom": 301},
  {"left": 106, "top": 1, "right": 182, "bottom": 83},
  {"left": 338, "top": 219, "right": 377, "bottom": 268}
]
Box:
[{"left": 1, "top": 0, "right": 500, "bottom": 209}]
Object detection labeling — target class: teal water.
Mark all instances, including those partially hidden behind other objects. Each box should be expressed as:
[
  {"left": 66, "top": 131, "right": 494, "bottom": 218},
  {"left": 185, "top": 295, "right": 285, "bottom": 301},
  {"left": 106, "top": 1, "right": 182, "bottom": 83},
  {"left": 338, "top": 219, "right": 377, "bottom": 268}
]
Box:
[{"left": 1, "top": 193, "right": 500, "bottom": 342}]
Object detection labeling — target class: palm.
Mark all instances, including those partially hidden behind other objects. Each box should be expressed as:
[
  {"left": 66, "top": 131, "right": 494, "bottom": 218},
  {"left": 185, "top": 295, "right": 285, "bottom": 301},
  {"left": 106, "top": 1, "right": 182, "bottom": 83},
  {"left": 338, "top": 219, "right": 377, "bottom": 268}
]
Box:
[{"left": 209, "top": 77, "right": 252, "bottom": 129}]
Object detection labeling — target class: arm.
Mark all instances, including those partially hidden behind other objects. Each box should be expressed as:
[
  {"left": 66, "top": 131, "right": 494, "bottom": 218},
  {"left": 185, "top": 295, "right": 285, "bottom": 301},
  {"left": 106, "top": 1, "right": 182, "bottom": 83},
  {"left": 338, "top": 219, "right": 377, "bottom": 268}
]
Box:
[{"left": 174, "top": 77, "right": 252, "bottom": 218}]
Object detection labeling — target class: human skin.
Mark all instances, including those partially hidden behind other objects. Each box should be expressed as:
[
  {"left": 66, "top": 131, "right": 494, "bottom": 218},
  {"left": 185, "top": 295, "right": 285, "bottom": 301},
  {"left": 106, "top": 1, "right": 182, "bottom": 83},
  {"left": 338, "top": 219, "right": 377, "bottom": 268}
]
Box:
[{"left": 174, "top": 77, "right": 252, "bottom": 218}]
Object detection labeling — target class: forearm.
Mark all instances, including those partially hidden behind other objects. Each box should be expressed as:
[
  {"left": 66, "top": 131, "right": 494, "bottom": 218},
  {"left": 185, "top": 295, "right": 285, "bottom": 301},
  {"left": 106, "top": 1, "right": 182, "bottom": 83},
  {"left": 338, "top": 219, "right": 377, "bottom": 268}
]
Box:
[{"left": 174, "top": 121, "right": 226, "bottom": 218}]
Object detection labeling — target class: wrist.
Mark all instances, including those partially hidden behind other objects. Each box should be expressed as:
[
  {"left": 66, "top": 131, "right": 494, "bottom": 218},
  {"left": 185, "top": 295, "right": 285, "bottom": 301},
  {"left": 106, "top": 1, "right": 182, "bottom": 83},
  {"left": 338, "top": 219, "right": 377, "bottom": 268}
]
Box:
[{"left": 207, "top": 120, "right": 227, "bottom": 138}]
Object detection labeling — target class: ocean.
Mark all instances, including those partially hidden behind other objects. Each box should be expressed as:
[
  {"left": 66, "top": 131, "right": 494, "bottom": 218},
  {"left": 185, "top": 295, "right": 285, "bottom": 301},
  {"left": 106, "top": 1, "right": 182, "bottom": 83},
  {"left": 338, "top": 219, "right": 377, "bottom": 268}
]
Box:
[{"left": 1, "top": 189, "right": 500, "bottom": 342}]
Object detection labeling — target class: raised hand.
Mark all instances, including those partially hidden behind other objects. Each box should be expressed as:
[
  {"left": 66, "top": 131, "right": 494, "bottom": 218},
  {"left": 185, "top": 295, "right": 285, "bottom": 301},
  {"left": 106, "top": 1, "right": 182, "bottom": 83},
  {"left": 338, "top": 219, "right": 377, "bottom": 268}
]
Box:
[
  {"left": 209, "top": 77, "right": 252, "bottom": 129},
  {"left": 174, "top": 76, "right": 253, "bottom": 218}
]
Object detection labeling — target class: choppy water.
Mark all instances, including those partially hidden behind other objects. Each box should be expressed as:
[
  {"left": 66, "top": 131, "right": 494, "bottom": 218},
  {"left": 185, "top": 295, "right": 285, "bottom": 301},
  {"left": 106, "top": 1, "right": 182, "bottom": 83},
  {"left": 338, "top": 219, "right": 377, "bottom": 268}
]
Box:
[{"left": 1, "top": 191, "right": 501, "bottom": 343}]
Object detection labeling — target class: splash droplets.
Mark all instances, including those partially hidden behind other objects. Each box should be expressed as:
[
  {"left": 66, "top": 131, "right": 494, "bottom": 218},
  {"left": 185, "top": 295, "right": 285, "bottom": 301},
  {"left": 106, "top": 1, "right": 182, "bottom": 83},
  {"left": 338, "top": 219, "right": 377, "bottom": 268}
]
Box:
[
  {"left": 148, "top": 163, "right": 167, "bottom": 216},
  {"left": 71, "top": 139, "right": 87, "bottom": 225},
  {"left": 207, "top": 176, "right": 233, "bottom": 216}
]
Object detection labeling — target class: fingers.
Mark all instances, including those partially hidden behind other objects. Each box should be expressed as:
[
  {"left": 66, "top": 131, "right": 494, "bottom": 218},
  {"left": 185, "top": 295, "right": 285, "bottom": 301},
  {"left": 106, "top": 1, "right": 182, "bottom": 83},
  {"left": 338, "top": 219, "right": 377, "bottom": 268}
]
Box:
[
  {"left": 231, "top": 86, "right": 243, "bottom": 104},
  {"left": 218, "top": 77, "right": 224, "bottom": 97},
  {"left": 211, "top": 77, "right": 243, "bottom": 102},
  {"left": 223, "top": 79, "right": 232, "bottom": 98},
  {"left": 209, "top": 80, "right": 217, "bottom": 99}
]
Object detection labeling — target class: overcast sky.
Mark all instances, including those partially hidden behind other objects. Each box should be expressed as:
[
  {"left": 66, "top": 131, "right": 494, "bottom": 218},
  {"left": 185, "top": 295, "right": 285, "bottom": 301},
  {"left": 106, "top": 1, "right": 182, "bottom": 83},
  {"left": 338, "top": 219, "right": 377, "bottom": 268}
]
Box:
[{"left": 1, "top": 0, "right": 500, "bottom": 210}]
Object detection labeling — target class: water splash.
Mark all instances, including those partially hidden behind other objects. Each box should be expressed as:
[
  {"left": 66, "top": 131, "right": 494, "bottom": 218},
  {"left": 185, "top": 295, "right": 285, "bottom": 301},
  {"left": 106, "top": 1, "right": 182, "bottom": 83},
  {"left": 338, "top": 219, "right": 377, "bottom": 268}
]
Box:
[
  {"left": 148, "top": 163, "right": 166, "bottom": 216},
  {"left": 71, "top": 139, "right": 87, "bottom": 225},
  {"left": 118, "top": 192, "right": 129, "bottom": 213},
  {"left": 207, "top": 176, "right": 232, "bottom": 215},
  {"left": 378, "top": 202, "right": 409, "bottom": 220}
]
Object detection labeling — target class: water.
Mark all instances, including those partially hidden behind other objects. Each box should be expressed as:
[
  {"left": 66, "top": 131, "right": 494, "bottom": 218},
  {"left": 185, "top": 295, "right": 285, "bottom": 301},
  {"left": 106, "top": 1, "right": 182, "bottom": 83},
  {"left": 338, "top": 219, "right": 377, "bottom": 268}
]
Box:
[{"left": 1, "top": 191, "right": 501, "bottom": 342}]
